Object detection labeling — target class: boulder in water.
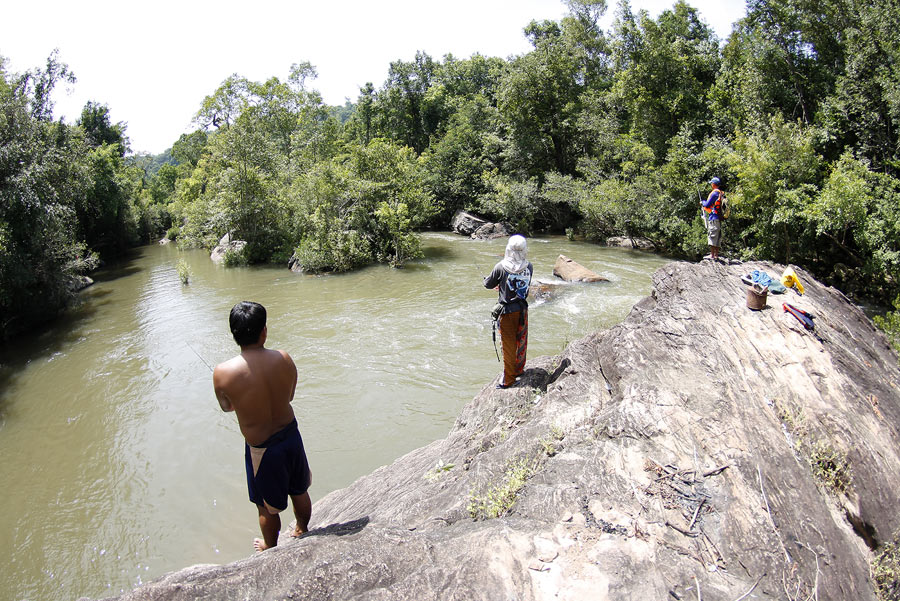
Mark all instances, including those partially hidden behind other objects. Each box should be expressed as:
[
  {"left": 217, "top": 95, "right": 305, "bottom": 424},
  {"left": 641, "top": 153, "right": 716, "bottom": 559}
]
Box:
[
  {"left": 450, "top": 210, "right": 488, "bottom": 236},
  {"left": 471, "top": 222, "right": 513, "bottom": 240},
  {"left": 530, "top": 280, "right": 564, "bottom": 303},
  {"left": 210, "top": 233, "right": 247, "bottom": 264},
  {"left": 606, "top": 236, "right": 656, "bottom": 251},
  {"left": 553, "top": 254, "right": 608, "bottom": 282}
]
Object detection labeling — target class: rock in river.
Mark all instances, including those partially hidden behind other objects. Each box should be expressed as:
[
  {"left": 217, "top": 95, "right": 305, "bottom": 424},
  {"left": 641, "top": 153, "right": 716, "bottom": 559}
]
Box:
[
  {"left": 450, "top": 210, "right": 488, "bottom": 236},
  {"left": 553, "top": 254, "right": 608, "bottom": 282},
  {"left": 210, "top": 232, "right": 247, "bottom": 264}
]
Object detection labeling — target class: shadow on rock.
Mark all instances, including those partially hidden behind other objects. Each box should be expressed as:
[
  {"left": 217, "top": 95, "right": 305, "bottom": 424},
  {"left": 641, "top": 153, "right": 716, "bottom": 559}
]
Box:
[
  {"left": 517, "top": 362, "right": 562, "bottom": 392},
  {"left": 300, "top": 516, "right": 370, "bottom": 539}
]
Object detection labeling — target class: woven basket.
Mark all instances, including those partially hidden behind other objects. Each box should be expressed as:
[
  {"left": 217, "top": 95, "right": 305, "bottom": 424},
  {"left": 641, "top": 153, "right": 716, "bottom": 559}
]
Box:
[{"left": 746, "top": 284, "right": 768, "bottom": 310}]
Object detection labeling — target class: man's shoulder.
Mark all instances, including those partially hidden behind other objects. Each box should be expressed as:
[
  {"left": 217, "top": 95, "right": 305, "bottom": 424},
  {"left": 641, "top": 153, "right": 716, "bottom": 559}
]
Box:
[
  {"left": 216, "top": 354, "right": 245, "bottom": 371},
  {"left": 267, "top": 348, "right": 297, "bottom": 371},
  {"left": 213, "top": 355, "right": 246, "bottom": 386}
]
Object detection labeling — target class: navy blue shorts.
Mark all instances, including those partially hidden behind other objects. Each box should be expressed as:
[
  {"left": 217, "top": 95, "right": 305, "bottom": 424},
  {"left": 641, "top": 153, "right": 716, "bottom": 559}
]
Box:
[{"left": 245, "top": 419, "right": 311, "bottom": 511}]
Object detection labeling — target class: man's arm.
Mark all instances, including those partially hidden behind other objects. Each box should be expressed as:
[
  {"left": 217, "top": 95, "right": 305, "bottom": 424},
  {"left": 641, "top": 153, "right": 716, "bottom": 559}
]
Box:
[
  {"left": 483, "top": 264, "right": 503, "bottom": 289},
  {"left": 703, "top": 190, "right": 719, "bottom": 209},
  {"left": 280, "top": 350, "right": 298, "bottom": 401},
  {"left": 212, "top": 365, "right": 234, "bottom": 412}
]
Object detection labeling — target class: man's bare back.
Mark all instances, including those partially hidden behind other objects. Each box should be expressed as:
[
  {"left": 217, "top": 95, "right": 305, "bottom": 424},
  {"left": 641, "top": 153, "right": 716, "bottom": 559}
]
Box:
[{"left": 214, "top": 343, "right": 298, "bottom": 446}]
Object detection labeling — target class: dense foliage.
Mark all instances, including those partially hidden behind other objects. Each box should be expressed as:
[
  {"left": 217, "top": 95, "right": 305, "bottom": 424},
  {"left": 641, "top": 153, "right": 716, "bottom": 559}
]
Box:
[
  {"left": 0, "top": 53, "right": 161, "bottom": 339},
  {"left": 4, "top": 0, "right": 900, "bottom": 340}
]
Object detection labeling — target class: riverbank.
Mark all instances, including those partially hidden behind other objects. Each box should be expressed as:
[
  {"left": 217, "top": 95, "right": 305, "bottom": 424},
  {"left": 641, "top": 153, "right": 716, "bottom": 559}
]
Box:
[{"left": 87, "top": 259, "right": 900, "bottom": 601}]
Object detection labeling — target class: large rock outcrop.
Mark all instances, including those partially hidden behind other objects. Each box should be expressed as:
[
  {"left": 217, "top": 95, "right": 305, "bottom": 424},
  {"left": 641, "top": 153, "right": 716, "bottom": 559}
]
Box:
[{"left": 91, "top": 261, "right": 900, "bottom": 601}]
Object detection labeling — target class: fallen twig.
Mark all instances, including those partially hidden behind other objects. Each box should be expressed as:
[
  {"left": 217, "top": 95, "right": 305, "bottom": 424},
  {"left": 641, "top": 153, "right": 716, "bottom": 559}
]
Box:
[
  {"left": 689, "top": 498, "right": 705, "bottom": 531},
  {"left": 656, "top": 468, "right": 697, "bottom": 483},
  {"left": 660, "top": 539, "right": 704, "bottom": 564},
  {"left": 694, "top": 574, "right": 702, "bottom": 601},
  {"left": 700, "top": 528, "right": 726, "bottom": 567},
  {"left": 800, "top": 543, "right": 820, "bottom": 601},
  {"left": 649, "top": 457, "right": 678, "bottom": 473},
  {"left": 666, "top": 520, "right": 699, "bottom": 537},
  {"left": 733, "top": 575, "right": 763, "bottom": 601},
  {"left": 702, "top": 464, "right": 731, "bottom": 477},
  {"left": 757, "top": 463, "right": 792, "bottom": 564}
]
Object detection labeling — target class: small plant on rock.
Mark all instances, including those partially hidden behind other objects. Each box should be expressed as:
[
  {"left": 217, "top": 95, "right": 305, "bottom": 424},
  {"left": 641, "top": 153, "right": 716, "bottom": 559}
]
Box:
[
  {"left": 872, "top": 531, "right": 900, "bottom": 601},
  {"left": 539, "top": 437, "right": 557, "bottom": 457},
  {"left": 774, "top": 399, "right": 852, "bottom": 495},
  {"left": 424, "top": 460, "right": 455, "bottom": 482},
  {"left": 539, "top": 425, "right": 566, "bottom": 457},
  {"left": 467, "top": 456, "right": 536, "bottom": 520},
  {"left": 800, "top": 438, "right": 852, "bottom": 495},
  {"left": 550, "top": 424, "right": 565, "bottom": 441}
]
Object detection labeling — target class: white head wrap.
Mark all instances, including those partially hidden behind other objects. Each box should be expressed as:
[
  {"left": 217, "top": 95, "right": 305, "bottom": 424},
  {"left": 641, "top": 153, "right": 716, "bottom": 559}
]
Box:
[{"left": 500, "top": 235, "right": 528, "bottom": 273}]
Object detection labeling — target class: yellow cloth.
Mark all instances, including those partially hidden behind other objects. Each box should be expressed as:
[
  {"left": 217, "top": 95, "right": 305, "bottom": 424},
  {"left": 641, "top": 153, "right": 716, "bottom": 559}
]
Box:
[{"left": 781, "top": 267, "right": 805, "bottom": 294}]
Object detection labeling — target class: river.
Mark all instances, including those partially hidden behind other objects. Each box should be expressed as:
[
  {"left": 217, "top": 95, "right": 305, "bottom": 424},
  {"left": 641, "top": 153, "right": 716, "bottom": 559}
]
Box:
[{"left": 0, "top": 233, "right": 669, "bottom": 601}]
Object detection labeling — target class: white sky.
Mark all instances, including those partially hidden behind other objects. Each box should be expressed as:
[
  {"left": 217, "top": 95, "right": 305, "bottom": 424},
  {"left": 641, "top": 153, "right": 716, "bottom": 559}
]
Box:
[{"left": 2, "top": 0, "right": 746, "bottom": 155}]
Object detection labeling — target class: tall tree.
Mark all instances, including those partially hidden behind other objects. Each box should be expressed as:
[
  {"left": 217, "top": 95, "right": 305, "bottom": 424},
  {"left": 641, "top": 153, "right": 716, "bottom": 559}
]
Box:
[
  {"left": 498, "top": 19, "right": 586, "bottom": 177},
  {"left": 374, "top": 51, "right": 438, "bottom": 154},
  {"left": 611, "top": 0, "right": 720, "bottom": 159}
]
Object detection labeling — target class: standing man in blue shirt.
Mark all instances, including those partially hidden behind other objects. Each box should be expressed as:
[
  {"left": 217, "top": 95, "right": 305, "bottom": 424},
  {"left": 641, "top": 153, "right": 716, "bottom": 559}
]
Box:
[{"left": 702, "top": 177, "right": 724, "bottom": 261}]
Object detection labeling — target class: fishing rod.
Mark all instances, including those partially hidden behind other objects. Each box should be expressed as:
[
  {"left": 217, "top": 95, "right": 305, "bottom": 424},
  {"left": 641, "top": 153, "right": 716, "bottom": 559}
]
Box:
[
  {"left": 491, "top": 312, "right": 501, "bottom": 362},
  {"left": 186, "top": 341, "right": 214, "bottom": 373}
]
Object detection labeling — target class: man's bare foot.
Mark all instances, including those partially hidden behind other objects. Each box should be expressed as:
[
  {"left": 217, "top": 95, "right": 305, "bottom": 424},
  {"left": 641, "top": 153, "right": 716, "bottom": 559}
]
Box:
[
  {"left": 287, "top": 520, "right": 307, "bottom": 538},
  {"left": 253, "top": 538, "right": 273, "bottom": 552}
]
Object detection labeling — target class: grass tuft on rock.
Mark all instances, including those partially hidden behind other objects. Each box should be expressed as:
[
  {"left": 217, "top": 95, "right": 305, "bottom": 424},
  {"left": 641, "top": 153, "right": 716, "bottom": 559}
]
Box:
[
  {"left": 873, "top": 531, "right": 900, "bottom": 601},
  {"left": 774, "top": 399, "right": 852, "bottom": 495},
  {"left": 424, "top": 460, "right": 454, "bottom": 482},
  {"left": 467, "top": 456, "right": 537, "bottom": 520}
]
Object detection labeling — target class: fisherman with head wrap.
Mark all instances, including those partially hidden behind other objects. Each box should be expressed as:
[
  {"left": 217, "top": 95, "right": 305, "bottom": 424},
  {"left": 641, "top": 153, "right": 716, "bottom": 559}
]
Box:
[{"left": 484, "top": 235, "right": 534, "bottom": 388}]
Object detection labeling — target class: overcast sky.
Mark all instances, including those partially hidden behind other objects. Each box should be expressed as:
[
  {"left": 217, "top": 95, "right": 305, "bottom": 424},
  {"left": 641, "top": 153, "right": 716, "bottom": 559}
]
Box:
[{"left": 2, "top": 0, "right": 746, "bottom": 155}]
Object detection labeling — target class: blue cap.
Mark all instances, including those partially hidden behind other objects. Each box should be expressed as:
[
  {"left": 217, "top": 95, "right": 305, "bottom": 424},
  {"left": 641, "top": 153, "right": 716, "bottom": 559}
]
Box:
[{"left": 709, "top": 177, "right": 721, "bottom": 185}]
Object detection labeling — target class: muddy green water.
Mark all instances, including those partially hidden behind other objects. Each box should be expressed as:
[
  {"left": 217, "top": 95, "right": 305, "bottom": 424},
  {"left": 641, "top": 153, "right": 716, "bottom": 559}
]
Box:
[{"left": 0, "top": 233, "right": 669, "bottom": 601}]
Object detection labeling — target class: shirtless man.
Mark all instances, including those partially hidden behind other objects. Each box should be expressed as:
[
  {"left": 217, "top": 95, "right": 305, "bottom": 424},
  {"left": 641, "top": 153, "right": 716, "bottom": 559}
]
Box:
[{"left": 213, "top": 301, "right": 312, "bottom": 551}]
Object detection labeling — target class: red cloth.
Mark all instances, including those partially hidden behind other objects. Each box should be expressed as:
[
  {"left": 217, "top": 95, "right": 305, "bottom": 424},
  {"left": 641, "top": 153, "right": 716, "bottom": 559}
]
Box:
[{"left": 498, "top": 310, "right": 528, "bottom": 386}]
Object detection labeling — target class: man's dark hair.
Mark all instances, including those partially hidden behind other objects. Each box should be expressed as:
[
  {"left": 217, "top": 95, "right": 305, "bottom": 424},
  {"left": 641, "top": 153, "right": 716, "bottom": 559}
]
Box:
[{"left": 229, "top": 301, "right": 266, "bottom": 346}]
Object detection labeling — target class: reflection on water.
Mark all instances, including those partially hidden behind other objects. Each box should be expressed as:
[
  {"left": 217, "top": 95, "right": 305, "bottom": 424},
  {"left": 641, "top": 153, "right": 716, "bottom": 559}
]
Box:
[{"left": 0, "top": 233, "right": 670, "bottom": 600}]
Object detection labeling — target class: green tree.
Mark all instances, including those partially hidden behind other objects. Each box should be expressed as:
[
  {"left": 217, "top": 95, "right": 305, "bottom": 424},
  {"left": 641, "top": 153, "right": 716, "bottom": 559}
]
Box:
[
  {"left": 611, "top": 0, "right": 720, "bottom": 160},
  {"left": 374, "top": 52, "right": 439, "bottom": 154},
  {"left": 422, "top": 97, "right": 501, "bottom": 223},
  {"left": 498, "top": 19, "right": 586, "bottom": 177},
  {"left": 729, "top": 115, "right": 822, "bottom": 264},
  {"left": 172, "top": 130, "right": 209, "bottom": 168},
  {"left": 79, "top": 101, "right": 127, "bottom": 152},
  {"left": 819, "top": 0, "right": 900, "bottom": 172},
  {"left": 0, "top": 53, "right": 96, "bottom": 338},
  {"left": 76, "top": 102, "right": 138, "bottom": 254},
  {"left": 347, "top": 139, "right": 436, "bottom": 266}
]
